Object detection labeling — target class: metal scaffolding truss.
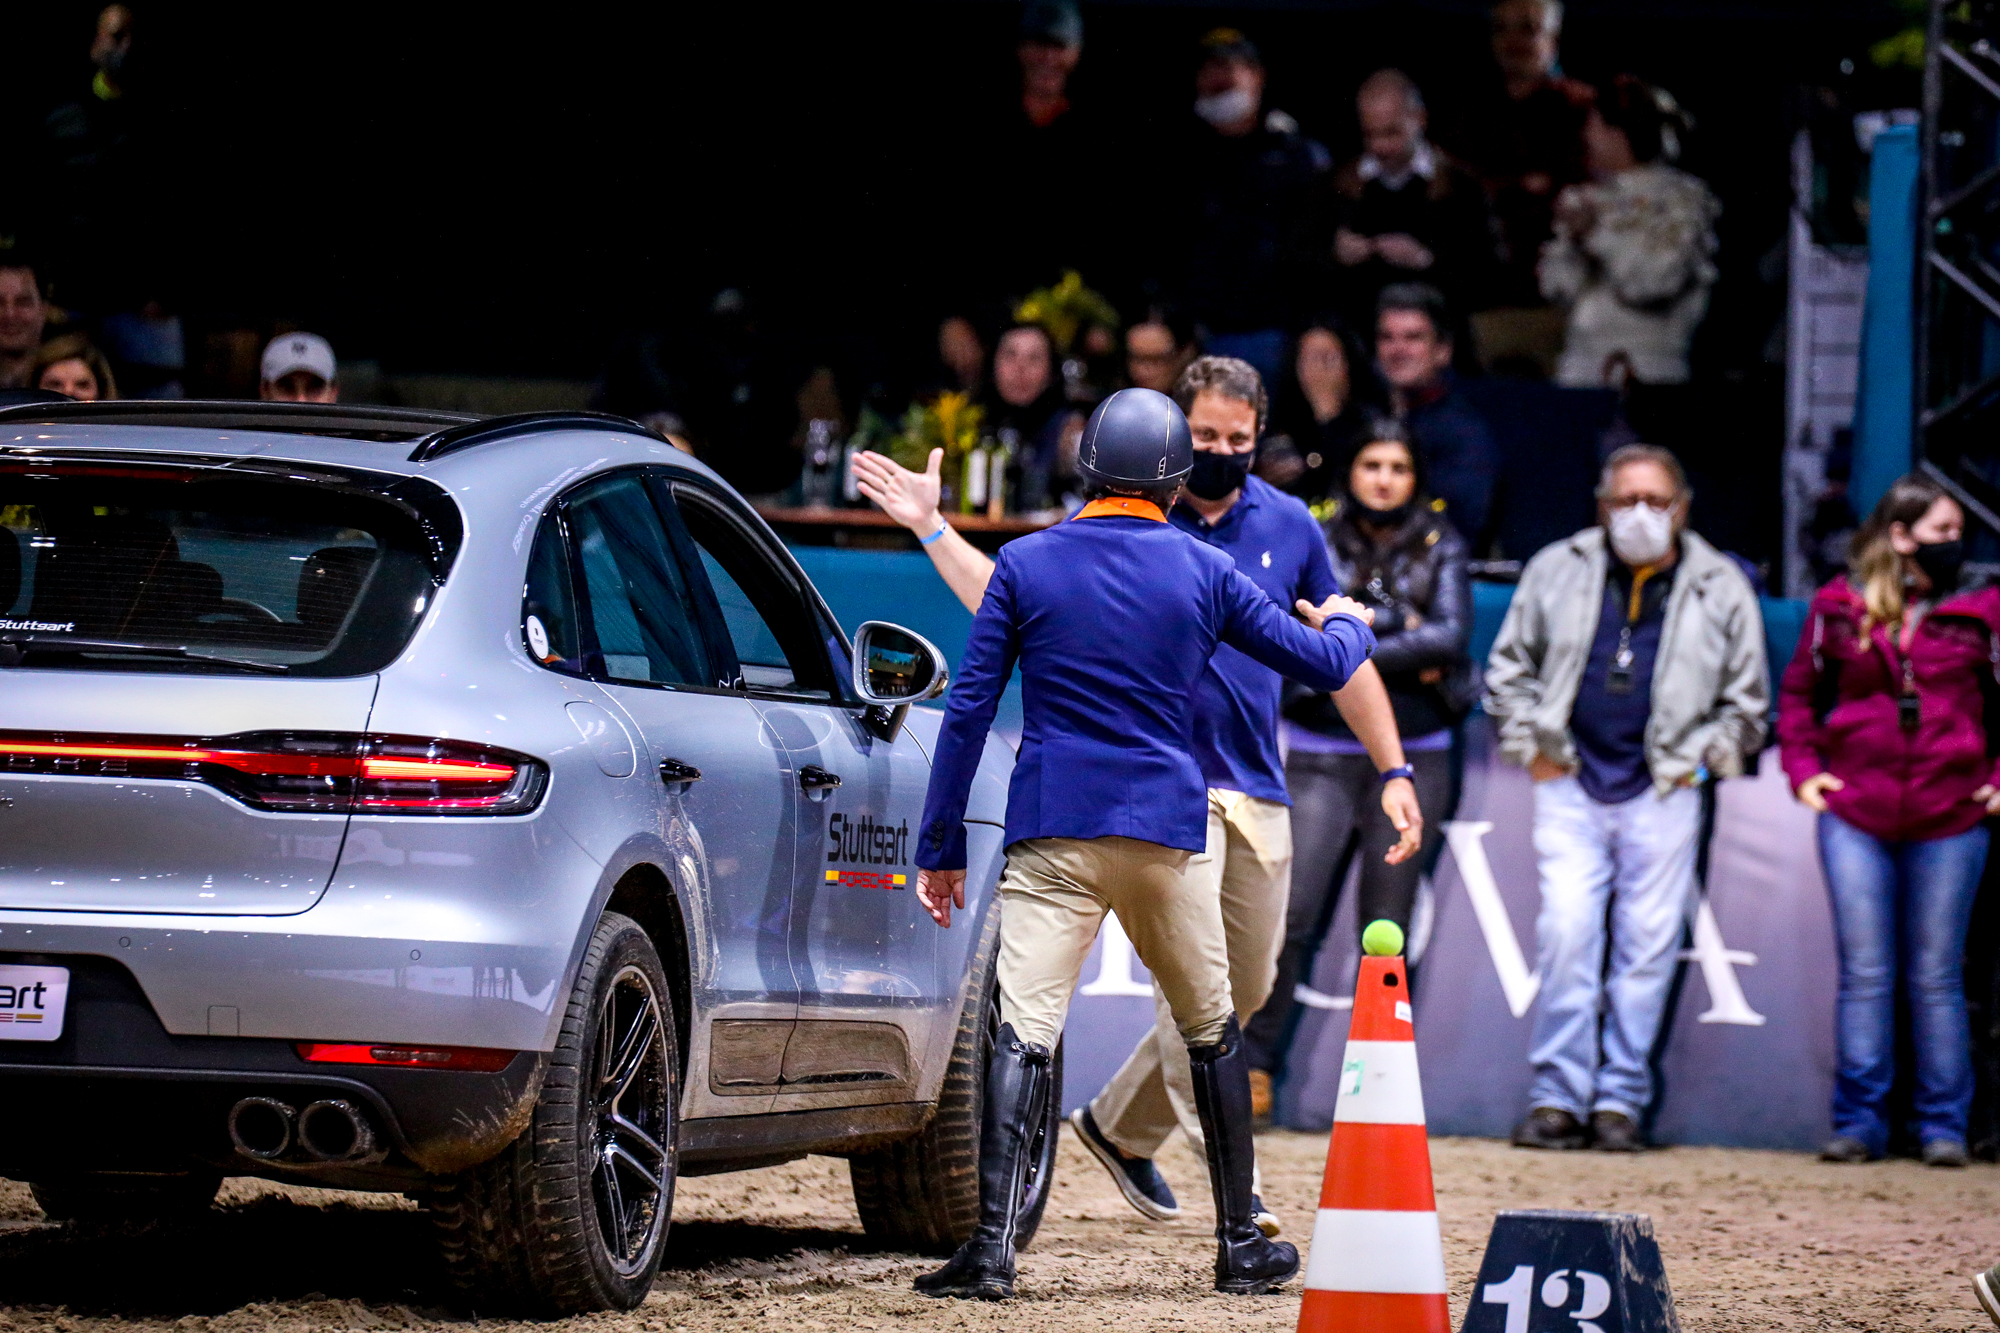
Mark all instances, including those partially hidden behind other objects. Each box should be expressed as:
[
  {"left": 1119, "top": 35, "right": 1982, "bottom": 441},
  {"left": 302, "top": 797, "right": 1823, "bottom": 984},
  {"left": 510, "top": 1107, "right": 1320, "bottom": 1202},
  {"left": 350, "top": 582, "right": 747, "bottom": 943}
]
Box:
[{"left": 1919, "top": 0, "right": 2000, "bottom": 528}]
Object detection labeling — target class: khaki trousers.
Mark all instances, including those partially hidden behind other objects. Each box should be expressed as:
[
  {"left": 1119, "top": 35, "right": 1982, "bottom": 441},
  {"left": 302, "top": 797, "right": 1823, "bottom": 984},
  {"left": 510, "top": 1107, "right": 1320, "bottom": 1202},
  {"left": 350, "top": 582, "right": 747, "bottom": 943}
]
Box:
[
  {"left": 1089, "top": 789, "right": 1291, "bottom": 1158},
  {"left": 995, "top": 836, "right": 1230, "bottom": 1053}
]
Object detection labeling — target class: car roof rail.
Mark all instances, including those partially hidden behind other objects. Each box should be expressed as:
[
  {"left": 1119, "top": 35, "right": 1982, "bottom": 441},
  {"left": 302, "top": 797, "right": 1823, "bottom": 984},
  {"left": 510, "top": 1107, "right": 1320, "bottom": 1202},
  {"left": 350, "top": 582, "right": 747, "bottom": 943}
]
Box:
[
  {"left": 0, "top": 398, "right": 479, "bottom": 441},
  {"left": 406, "top": 411, "right": 661, "bottom": 463}
]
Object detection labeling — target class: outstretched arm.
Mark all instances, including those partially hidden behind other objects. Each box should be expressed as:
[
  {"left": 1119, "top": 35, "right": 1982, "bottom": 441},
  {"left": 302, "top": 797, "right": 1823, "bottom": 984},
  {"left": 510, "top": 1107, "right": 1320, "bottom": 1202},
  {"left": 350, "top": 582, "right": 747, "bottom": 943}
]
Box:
[
  {"left": 851, "top": 448, "right": 995, "bottom": 614},
  {"left": 1220, "top": 573, "right": 1376, "bottom": 692}
]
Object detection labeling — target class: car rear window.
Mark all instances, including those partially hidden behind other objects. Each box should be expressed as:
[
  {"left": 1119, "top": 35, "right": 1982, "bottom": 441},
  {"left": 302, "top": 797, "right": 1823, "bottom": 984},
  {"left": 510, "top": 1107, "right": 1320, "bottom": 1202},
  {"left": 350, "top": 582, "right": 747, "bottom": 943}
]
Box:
[{"left": 0, "top": 463, "right": 449, "bottom": 676}]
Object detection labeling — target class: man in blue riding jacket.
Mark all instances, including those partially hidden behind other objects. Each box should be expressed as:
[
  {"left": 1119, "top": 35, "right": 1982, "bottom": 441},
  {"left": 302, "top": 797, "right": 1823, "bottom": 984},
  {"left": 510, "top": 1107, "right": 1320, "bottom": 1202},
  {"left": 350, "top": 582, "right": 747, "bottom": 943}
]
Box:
[
  {"left": 854, "top": 358, "right": 1420, "bottom": 1233},
  {"left": 909, "top": 388, "right": 1377, "bottom": 1300}
]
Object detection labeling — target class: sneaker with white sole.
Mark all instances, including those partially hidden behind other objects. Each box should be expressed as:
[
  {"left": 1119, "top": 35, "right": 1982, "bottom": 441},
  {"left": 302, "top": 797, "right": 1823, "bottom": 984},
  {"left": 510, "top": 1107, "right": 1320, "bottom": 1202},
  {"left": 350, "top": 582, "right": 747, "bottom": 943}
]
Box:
[
  {"left": 1070, "top": 1106, "right": 1180, "bottom": 1221},
  {"left": 1974, "top": 1261, "right": 2000, "bottom": 1327}
]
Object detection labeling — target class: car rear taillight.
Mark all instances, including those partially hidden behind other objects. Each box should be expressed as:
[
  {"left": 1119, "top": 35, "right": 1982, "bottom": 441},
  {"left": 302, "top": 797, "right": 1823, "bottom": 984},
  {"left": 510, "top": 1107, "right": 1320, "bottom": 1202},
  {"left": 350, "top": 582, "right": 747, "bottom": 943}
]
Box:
[
  {"left": 0, "top": 730, "right": 547, "bottom": 816},
  {"left": 296, "top": 1042, "right": 517, "bottom": 1073}
]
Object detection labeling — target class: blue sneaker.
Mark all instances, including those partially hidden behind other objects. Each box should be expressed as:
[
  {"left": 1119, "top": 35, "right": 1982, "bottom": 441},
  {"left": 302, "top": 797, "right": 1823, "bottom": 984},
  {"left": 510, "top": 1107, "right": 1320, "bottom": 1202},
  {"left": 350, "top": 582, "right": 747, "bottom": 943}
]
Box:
[{"left": 1070, "top": 1106, "right": 1180, "bottom": 1221}]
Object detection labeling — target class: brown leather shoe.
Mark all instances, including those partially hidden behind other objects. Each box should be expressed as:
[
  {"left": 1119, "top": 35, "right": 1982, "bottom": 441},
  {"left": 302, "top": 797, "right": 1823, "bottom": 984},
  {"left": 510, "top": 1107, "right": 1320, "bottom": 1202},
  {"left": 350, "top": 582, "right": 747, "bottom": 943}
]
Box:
[
  {"left": 1590, "top": 1110, "right": 1645, "bottom": 1152},
  {"left": 1511, "top": 1105, "right": 1588, "bottom": 1150},
  {"left": 1248, "top": 1068, "right": 1274, "bottom": 1125}
]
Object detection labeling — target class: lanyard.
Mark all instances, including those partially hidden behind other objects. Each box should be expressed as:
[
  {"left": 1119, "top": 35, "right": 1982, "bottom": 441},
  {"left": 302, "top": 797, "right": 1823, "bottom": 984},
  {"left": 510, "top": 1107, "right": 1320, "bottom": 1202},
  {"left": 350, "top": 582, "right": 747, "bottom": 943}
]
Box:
[
  {"left": 1606, "top": 564, "right": 1661, "bottom": 696},
  {"left": 1878, "top": 612, "right": 1928, "bottom": 734}
]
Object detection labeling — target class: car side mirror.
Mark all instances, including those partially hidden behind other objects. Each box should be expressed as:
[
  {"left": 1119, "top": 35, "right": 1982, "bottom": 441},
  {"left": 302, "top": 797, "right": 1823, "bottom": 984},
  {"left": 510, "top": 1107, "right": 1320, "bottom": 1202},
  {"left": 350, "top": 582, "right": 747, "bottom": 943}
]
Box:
[{"left": 852, "top": 621, "right": 949, "bottom": 706}]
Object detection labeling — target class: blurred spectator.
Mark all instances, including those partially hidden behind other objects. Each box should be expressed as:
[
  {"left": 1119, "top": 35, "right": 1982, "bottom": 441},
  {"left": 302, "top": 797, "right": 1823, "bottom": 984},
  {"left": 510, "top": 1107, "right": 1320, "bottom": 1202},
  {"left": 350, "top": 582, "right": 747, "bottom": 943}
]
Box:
[
  {"left": 1486, "top": 445, "right": 1766, "bottom": 1152},
  {"left": 259, "top": 332, "right": 339, "bottom": 403},
  {"left": 1376, "top": 284, "right": 1498, "bottom": 547},
  {"left": 1123, "top": 310, "right": 1197, "bottom": 394},
  {"left": 937, "top": 315, "right": 987, "bottom": 397},
  {"left": 1172, "top": 28, "right": 1330, "bottom": 386},
  {"left": 1245, "top": 422, "right": 1470, "bottom": 1092},
  {"left": 1541, "top": 76, "right": 1717, "bottom": 388},
  {"left": 33, "top": 333, "right": 117, "bottom": 401},
  {"left": 0, "top": 259, "right": 49, "bottom": 391},
  {"left": 682, "top": 288, "right": 815, "bottom": 498},
  {"left": 1018, "top": 1, "right": 1083, "bottom": 129},
  {"left": 32, "top": 5, "right": 147, "bottom": 313},
  {"left": 1303, "top": 70, "right": 1498, "bottom": 335},
  {"left": 976, "top": 1, "right": 1103, "bottom": 300},
  {"left": 1779, "top": 476, "right": 1995, "bottom": 1167},
  {"left": 1257, "top": 317, "right": 1381, "bottom": 501},
  {"left": 985, "top": 322, "right": 1083, "bottom": 507},
  {"left": 1457, "top": 0, "right": 1596, "bottom": 306}
]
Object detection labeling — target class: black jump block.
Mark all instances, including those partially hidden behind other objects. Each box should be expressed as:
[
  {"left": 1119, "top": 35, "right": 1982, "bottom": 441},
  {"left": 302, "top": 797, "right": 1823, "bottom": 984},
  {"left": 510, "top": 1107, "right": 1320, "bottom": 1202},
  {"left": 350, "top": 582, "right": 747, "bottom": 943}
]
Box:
[{"left": 1459, "top": 1209, "right": 1679, "bottom": 1333}]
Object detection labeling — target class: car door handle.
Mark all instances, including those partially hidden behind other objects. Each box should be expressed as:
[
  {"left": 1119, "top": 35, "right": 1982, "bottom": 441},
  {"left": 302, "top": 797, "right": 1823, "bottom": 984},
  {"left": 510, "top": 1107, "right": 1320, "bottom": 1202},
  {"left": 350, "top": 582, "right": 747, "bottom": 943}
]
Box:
[
  {"left": 659, "top": 758, "right": 703, "bottom": 786},
  {"left": 798, "top": 765, "right": 842, "bottom": 793}
]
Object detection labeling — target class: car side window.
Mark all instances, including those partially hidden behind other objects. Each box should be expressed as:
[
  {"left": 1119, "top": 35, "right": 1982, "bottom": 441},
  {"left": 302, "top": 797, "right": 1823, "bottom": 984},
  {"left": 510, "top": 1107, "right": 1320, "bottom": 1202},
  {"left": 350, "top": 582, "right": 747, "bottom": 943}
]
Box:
[
  {"left": 565, "top": 475, "right": 713, "bottom": 688},
  {"left": 522, "top": 511, "right": 586, "bottom": 674},
  {"left": 673, "top": 486, "right": 833, "bottom": 698}
]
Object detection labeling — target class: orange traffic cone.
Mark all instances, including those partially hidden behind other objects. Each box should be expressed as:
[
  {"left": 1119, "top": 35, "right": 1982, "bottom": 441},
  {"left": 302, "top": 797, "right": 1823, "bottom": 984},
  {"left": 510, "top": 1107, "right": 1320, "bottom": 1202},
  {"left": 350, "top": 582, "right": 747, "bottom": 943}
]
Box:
[{"left": 1296, "top": 952, "right": 1450, "bottom": 1332}]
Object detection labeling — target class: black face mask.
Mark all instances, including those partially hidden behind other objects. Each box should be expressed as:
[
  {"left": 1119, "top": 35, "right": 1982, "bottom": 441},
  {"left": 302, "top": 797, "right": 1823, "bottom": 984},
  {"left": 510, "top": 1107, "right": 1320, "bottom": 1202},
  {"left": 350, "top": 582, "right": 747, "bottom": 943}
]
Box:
[
  {"left": 1353, "top": 496, "right": 1414, "bottom": 528},
  {"left": 1914, "top": 538, "right": 1966, "bottom": 592},
  {"left": 1186, "top": 449, "right": 1253, "bottom": 500}
]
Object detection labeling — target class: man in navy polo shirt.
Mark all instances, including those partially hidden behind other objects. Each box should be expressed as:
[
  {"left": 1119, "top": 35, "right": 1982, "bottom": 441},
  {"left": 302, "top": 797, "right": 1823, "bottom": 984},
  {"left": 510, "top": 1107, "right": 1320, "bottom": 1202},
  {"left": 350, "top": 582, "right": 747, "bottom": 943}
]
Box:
[
  {"left": 852, "top": 356, "right": 1422, "bottom": 1231},
  {"left": 909, "top": 388, "right": 1377, "bottom": 1300}
]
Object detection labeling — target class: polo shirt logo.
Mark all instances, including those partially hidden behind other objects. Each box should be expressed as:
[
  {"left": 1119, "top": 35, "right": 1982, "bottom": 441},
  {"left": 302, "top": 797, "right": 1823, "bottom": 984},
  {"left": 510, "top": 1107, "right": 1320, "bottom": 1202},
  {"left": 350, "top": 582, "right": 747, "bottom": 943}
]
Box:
[{"left": 1261, "top": 551, "right": 1271, "bottom": 568}]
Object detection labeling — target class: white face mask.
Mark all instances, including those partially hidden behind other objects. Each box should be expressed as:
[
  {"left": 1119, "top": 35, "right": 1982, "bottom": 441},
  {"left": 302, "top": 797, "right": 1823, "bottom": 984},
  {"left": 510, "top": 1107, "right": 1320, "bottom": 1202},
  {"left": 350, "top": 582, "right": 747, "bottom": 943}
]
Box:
[
  {"left": 1195, "top": 87, "right": 1257, "bottom": 129},
  {"left": 1607, "top": 501, "right": 1675, "bottom": 566}
]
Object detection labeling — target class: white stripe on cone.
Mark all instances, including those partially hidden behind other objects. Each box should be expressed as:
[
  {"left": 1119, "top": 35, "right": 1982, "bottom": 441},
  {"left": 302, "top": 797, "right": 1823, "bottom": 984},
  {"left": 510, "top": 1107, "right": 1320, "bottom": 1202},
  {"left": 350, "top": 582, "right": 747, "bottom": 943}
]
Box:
[
  {"left": 1302, "top": 1207, "right": 1449, "bottom": 1293},
  {"left": 1332, "top": 1040, "right": 1427, "bottom": 1124}
]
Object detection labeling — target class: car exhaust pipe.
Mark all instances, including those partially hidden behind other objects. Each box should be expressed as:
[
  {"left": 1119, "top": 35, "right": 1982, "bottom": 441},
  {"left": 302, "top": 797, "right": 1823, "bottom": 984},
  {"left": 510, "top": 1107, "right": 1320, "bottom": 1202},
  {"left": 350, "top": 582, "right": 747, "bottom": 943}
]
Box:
[
  {"left": 228, "top": 1097, "right": 296, "bottom": 1160},
  {"left": 296, "top": 1099, "right": 376, "bottom": 1163}
]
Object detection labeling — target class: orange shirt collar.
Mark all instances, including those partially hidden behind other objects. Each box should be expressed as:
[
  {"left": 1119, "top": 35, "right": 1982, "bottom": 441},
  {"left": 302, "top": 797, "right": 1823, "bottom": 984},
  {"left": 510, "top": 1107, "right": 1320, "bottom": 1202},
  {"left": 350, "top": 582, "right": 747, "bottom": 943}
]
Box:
[{"left": 1073, "top": 496, "right": 1167, "bottom": 523}]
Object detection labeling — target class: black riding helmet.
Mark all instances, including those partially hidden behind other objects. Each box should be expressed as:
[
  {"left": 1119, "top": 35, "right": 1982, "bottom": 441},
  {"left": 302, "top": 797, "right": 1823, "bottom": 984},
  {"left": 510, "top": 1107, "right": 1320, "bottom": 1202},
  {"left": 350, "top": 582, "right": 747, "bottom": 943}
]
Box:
[{"left": 1076, "top": 387, "right": 1194, "bottom": 489}]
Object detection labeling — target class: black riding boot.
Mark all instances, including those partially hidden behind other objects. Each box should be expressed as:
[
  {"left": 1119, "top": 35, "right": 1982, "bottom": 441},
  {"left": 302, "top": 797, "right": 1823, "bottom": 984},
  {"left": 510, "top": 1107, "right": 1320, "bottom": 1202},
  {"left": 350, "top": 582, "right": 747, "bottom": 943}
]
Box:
[
  {"left": 1189, "top": 1015, "right": 1301, "bottom": 1294},
  {"left": 913, "top": 1023, "right": 1052, "bottom": 1300}
]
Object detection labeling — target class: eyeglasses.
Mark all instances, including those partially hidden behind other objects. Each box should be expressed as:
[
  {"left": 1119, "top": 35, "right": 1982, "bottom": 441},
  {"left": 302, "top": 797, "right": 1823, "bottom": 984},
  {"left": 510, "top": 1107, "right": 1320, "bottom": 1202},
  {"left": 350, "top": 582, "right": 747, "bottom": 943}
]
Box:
[{"left": 1603, "top": 494, "right": 1677, "bottom": 511}]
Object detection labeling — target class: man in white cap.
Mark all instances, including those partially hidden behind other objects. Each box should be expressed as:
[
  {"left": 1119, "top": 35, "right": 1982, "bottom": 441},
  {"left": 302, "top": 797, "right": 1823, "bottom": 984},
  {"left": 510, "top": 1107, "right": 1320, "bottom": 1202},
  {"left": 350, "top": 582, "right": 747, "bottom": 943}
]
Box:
[{"left": 259, "top": 332, "right": 338, "bottom": 403}]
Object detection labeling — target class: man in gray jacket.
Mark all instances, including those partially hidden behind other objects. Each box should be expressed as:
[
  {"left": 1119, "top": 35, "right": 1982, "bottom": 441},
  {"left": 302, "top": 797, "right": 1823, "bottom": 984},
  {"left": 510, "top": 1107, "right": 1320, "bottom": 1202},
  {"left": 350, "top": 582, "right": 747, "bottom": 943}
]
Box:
[{"left": 1486, "top": 444, "right": 1766, "bottom": 1151}]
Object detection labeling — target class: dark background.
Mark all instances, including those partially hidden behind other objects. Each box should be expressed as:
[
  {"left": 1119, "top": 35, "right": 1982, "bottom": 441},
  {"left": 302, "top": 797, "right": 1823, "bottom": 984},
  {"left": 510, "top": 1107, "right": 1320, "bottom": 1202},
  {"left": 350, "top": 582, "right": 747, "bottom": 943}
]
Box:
[{"left": 4, "top": 0, "right": 1914, "bottom": 387}]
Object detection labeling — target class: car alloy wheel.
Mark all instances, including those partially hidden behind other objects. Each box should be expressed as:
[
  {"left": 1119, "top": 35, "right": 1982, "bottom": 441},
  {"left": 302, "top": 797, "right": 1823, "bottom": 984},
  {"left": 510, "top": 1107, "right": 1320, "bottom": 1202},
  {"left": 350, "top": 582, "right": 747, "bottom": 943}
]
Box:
[
  {"left": 430, "top": 912, "right": 680, "bottom": 1315},
  {"left": 589, "top": 963, "right": 672, "bottom": 1275}
]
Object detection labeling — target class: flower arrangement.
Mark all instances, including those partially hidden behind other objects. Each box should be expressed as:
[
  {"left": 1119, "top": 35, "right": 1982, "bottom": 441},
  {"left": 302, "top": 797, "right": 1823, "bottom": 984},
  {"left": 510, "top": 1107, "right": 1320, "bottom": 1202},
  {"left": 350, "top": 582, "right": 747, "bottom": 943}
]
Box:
[
  {"left": 1014, "top": 270, "right": 1121, "bottom": 356},
  {"left": 891, "top": 390, "right": 986, "bottom": 480}
]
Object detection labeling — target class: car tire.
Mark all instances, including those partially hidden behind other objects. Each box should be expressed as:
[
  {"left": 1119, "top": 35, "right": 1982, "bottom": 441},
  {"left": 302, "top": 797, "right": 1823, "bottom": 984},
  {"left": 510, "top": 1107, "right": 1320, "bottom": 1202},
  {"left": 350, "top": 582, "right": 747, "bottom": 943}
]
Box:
[
  {"left": 848, "top": 904, "right": 1062, "bottom": 1256},
  {"left": 29, "top": 1171, "right": 220, "bottom": 1225},
  {"left": 429, "top": 911, "right": 679, "bottom": 1315}
]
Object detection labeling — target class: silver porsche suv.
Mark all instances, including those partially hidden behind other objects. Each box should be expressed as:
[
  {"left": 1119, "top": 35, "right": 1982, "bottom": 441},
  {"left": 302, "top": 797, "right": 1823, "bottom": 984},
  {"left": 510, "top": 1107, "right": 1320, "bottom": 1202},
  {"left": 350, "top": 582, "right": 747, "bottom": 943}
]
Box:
[{"left": 0, "top": 400, "right": 1056, "bottom": 1314}]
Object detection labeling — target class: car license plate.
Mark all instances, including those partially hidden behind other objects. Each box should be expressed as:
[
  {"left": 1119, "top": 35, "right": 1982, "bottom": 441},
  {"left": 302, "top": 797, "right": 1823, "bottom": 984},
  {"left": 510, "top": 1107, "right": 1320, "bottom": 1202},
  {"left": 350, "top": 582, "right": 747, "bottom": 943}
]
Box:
[{"left": 0, "top": 966, "right": 68, "bottom": 1041}]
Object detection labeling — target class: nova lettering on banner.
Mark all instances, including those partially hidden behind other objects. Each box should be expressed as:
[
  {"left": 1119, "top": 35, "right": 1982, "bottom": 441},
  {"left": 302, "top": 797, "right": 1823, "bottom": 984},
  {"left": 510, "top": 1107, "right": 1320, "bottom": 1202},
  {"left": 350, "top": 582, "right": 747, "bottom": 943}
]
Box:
[
  {"left": 1443, "top": 820, "right": 1765, "bottom": 1027},
  {"left": 1443, "top": 821, "right": 1541, "bottom": 1019},
  {"left": 1681, "top": 895, "right": 1766, "bottom": 1026}
]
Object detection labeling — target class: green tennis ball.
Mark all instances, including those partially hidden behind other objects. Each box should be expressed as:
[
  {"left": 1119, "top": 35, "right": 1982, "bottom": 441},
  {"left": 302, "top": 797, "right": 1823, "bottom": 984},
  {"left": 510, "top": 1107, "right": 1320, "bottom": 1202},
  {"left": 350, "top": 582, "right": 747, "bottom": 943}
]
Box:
[{"left": 1362, "top": 918, "right": 1405, "bottom": 957}]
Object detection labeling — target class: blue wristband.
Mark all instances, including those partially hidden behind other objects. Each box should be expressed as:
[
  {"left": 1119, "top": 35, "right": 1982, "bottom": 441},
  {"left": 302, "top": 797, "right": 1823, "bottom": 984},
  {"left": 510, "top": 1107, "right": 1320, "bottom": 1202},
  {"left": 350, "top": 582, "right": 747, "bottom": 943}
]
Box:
[
  {"left": 918, "top": 520, "right": 949, "bottom": 546},
  {"left": 1378, "top": 764, "right": 1416, "bottom": 784}
]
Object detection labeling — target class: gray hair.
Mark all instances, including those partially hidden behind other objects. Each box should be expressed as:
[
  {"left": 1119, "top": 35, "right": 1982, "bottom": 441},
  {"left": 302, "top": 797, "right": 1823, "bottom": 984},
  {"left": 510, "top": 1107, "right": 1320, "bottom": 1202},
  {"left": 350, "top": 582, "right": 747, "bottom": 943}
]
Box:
[
  {"left": 1358, "top": 68, "right": 1425, "bottom": 117},
  {"left": 1172, "top": 355, "right": 1268, "bottom": 437},
  {"left": 1597, "top": 444, "right": 1691, "bottom": 503}
]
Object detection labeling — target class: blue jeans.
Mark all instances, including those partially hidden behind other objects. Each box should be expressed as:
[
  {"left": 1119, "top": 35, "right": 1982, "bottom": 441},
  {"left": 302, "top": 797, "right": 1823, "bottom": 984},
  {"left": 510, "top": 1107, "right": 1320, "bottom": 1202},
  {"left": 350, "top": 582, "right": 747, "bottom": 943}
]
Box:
[
  {"left": 1818, "top": 813, "right": 1988, "bottom": 1153},
  {"left": 1203, "top": 329, "right": 1287, "bottom": 390},
  {"left": 1526, "top": 778, "right": 1701, "bottom": 1120}
]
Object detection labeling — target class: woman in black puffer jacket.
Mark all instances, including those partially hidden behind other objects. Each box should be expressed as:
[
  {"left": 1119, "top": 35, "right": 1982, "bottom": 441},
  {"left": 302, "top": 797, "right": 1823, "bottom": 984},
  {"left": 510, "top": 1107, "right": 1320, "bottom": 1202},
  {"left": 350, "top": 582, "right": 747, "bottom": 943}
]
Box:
[{"left": 1244, "top": 422, "right": 1473, "bottom": 1091}]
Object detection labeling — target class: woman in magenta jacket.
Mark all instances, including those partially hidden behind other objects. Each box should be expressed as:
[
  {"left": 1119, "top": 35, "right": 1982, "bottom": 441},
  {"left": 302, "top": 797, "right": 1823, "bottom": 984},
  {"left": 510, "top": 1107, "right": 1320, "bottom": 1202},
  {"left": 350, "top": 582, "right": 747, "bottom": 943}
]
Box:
[{"left": 1779, "top": 474, "right": 2000, "bottom": 1166}]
